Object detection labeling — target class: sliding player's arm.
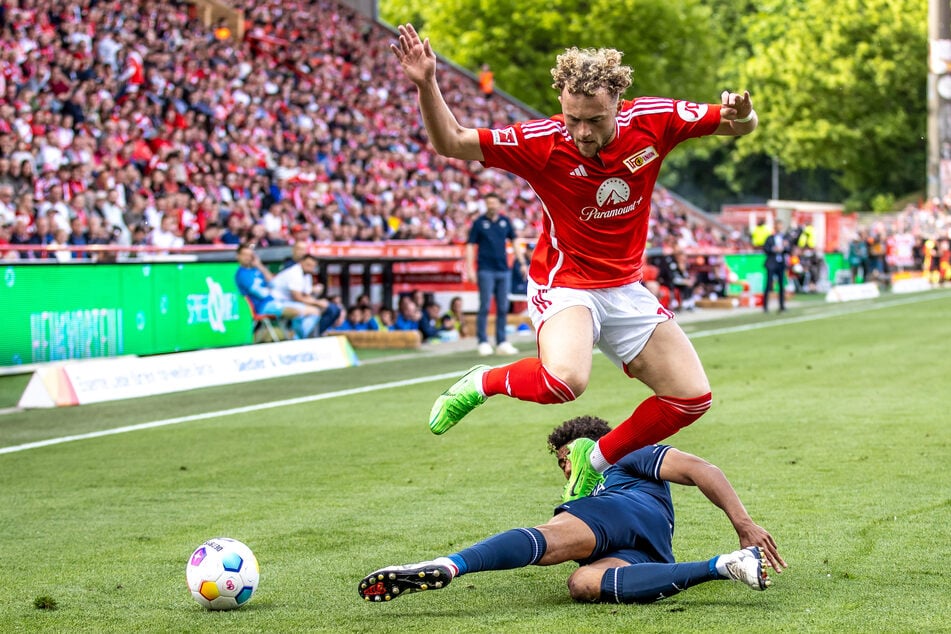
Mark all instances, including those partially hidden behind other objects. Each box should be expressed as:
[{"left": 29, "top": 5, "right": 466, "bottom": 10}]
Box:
[{"left": 659, "top": 448, "right": 786, "bottom": 572}]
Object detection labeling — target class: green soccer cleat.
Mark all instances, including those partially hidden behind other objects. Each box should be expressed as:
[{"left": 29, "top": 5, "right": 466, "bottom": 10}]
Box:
[
  {"left": 561, "top": 437, "right": 604, "bottom": 502},
  {"left": 428, "top": 365, "right": 489, "bottom": 435}
]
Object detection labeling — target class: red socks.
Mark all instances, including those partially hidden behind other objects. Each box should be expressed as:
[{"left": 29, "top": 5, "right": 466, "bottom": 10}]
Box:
[
  {"left": 481, "top": 359, "right": 709, "bottom": 466},
  {"left": 598, "top": 393, "right": 711, "bottom": 464},
  {"left": 482, "top": 358, "right": 576, "bottom": 404}
]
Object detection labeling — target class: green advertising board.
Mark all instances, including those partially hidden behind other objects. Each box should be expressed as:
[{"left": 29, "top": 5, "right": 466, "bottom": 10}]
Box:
[
  {"left": 0, "top": 262, "right": 252, "bottom": 366},
  {"left": 723, "top": 252, "right": 848, "bottom": 295}
]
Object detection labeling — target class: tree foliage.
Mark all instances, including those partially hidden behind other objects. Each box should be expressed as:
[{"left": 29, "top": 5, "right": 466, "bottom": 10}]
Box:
[
  {"left": 382, "top": 0, "right": 723, "bottom": 113},
  {"left": 734, "top": 0, "right": 927, "bottom": 208},
  {"left": 380, "top": 0, "right": 929, "bottom": 210}
]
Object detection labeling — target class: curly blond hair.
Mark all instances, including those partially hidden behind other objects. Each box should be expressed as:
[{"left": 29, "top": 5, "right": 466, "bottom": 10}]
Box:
[{"left": 551, "top": 47, "right": 633, "bottom": 98}]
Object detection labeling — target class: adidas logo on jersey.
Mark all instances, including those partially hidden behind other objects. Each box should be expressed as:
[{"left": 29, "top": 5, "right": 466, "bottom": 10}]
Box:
[{"left": 569, "top": 165, "right": 588, "bottom": 177}]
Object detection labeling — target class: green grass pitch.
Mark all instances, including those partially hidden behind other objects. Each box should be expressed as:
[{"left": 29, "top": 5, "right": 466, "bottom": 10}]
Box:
[{"left": 0, "top": 290, "right": 948, "bottom": 632}]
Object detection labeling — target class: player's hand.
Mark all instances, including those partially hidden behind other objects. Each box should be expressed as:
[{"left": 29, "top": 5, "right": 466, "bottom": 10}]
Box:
[
  {"left": 390, "top": 24, "right": 436, "bottom": 86},
  {"left": 719, "top": 90, "right": 753, "bottom": 121},
  {"left": 736, "top": 522, "right": 787, "bottom": 573}
]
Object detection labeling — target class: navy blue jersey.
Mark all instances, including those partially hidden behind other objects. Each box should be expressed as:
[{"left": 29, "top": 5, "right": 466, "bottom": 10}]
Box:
[
  {"left": 556, "top": 444, "right": 676, "bottom": 565},
  {"left": 598, "top": 444, "right": 674, "bottom": 517},
  {"left": 468, "top": 214, "right": 516, "bottom": 272}
]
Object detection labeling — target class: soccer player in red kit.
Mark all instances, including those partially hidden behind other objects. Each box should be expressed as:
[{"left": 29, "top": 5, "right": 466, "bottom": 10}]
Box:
[{"left": 391, "top": 24, "right": 759, "bottom": 502}]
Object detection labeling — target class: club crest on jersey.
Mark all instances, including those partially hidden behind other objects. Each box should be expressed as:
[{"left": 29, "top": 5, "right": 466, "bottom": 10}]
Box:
[
  {"left": 676, "top": 101, "right": 708, "bottom": 122},
  {"left": 491, "top": 127, "right": 518, "bottom": 146},
  {"left": 623, "top": 146, "right": 659, "bottom": 174}
]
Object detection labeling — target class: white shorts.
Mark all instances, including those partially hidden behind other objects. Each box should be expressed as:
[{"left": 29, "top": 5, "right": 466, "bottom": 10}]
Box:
[{"left": 526, "top": 280, "right": 673, "bottom": 371}]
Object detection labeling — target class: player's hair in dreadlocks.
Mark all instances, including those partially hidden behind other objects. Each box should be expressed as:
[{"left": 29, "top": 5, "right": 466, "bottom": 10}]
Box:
[
  {"left": 547, "top": 415, "right": 613, "bottom": 454},
  {"left": 551, "top": 47, "right": 632, "bottom": 99}
]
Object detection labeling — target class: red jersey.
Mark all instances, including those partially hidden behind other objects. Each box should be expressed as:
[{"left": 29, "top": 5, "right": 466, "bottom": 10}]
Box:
[
  {"left": 479, "top": 97, "right": 721, "bottom": 289},
  {"left": 124, "top": 51, "right": 145, "bottom": 87}
]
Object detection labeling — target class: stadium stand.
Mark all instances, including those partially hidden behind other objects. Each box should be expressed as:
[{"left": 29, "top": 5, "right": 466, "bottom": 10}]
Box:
[
  {"left": 0, "top": 0, "right": 747, "bottom": 255},
  {"left": 24, "top": 0, "right": 926, "bottom": 328}
]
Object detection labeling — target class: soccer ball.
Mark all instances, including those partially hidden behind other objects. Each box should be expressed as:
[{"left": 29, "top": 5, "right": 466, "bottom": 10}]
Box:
[{"left": 186, "top": 537, "right": 260, "bottom": 610}]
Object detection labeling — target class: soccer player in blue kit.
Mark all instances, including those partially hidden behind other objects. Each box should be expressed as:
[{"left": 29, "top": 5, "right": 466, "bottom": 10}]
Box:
[{"left": 359, "top": 415, "right": 786, "bottom": 604}]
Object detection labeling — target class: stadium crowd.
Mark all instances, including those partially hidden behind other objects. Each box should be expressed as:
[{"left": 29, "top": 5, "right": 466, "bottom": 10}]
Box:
[
  {"left": 847, "top": 199, "right": 951, "bottom": 284},
  {"left": 0, "top": 0, "right": 743, "bottom": 263},
  {"left": 1, "top": 0, "right": 948, "bottom": 314}
]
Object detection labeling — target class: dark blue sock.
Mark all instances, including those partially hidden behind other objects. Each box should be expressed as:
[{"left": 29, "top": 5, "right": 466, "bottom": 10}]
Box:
[
  {"left": 448, "top": 528, "right": 547, "bottom": 577},
  {"left": 599, "top": 561, "right": 718, "bottom": 604}
]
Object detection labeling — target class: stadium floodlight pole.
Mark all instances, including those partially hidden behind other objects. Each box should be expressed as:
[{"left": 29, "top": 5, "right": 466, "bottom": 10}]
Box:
[
  {"left": 771, "top": 155, "right": 780, "bottom": 201},
  {"left": 927, "top": 0, "right": 951, "bottom": 200}
]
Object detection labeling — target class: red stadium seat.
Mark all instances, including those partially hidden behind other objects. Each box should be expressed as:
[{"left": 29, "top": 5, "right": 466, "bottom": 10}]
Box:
[{"left": 243, "top": 295, "right": 286, "bottom": 343}]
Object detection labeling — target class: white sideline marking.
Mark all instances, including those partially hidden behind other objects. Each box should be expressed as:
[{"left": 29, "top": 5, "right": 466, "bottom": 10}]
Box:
[
  {"left": 0, "top": 372, "right": 462, "bottom": 455},
  {"left": 1, "top": 290, "right": 947, "bottom": 456},
  {"left": 685, "top": 292, "right": 944, "bottom": 338}
]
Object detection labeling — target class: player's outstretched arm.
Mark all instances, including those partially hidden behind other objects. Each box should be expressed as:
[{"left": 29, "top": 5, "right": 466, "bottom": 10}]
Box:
[
  {"left": 658, "top": 448, "right": 787, "bottom": 572},
  {"left": 390, "top": 23, "right": 483, "bottom": 161}
]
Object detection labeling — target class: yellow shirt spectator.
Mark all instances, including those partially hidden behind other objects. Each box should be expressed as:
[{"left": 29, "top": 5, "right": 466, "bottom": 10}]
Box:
[
  {"left": 798, "top": 225, "right": 816, "bottom": 249},
  {"left": 751, "top": 222, "right": 771, "bottom": 247}
]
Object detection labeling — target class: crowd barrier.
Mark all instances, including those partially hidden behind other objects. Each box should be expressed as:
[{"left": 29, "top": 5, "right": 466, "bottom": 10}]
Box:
[
  {"left": 18, "top": 336, "right": 358, "bottom": 408},
  {"left": 0, "top": 244, "right": 856, "bottom": 369},
  {"left": 0, "top": 260, "right": 250, "bottom": 367},
  {"left": 0, "top": 242, "right": 469, "bottom": 368}
]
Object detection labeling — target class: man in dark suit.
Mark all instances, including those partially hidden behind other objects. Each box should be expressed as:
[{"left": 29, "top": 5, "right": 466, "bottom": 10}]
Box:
[{"left": 763, "top": 220, "right": 790, "bottom": 313}]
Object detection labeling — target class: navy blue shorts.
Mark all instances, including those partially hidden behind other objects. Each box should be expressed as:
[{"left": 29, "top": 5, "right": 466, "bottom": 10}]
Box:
[{"left": 555, "top": 490, "right": 675, "bottom": 566}]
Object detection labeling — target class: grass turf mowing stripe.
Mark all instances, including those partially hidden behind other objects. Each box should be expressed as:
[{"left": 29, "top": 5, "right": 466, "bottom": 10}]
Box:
[
  {"left": 1, "top": 290, "right": 946, "bottom": 456},
  {"left": 0, "top": 371, "right": 462, "bottom": 455}
]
